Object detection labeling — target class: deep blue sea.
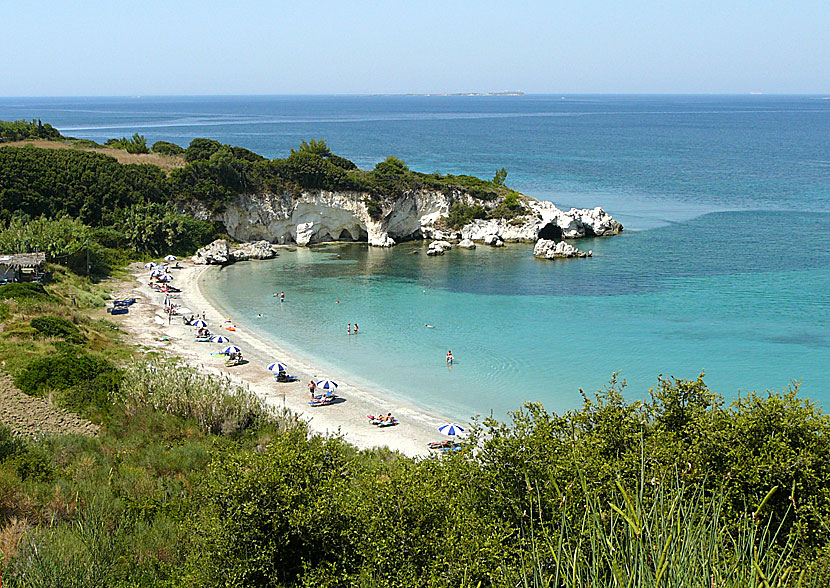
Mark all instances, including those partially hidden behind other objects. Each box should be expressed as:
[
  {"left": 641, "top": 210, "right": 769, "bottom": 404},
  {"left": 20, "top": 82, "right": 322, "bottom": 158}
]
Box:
[{"left": 2, "top": 95, "right": 829, "bottom": 418}]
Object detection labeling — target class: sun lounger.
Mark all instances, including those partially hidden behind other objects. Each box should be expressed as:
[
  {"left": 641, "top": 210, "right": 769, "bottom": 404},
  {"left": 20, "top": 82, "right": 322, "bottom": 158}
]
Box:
[
  {"left": 309, "top": 396, "right": 334, "bottom": 407},
  {"left": 428, "top": 440, "right": 457, "bottom": 450},
  {"left": 275, "top": 374, "right": 299, "bottom": 383},
  {"left": 195, "top": 336, "right": 212, "bottom": 342}
]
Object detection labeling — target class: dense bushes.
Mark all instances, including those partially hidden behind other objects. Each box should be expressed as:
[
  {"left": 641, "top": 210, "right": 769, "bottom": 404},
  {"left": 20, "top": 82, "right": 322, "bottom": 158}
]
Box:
[
  {"left": 0, "top": 119, "right": 61, "bottom": 142},
  {"left": 0, "top": 282, "right": 53, "bottom": 300},
  {"left": 151, "top": 140, "right": 185, "bottom": 156},
  {"left": 105, "top": 133, "right": 149, "bottom": 154},
  {"left": 30, "top": 315, "right": 85, "bottom": 344}
]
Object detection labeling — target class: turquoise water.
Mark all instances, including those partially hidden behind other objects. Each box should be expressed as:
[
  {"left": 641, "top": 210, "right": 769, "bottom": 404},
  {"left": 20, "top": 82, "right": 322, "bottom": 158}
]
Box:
[
  {"left": 2, "top": 95, "right": 829, "bottom": 417},
  {"left": 204, "top": 210, "right": 830, "bottom": 419}
]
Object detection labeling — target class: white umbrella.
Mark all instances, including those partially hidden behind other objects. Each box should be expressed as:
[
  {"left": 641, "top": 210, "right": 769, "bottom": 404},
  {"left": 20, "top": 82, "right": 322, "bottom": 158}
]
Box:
[
  {"left": 144, "top": 262, "right": 157, "bottom": 268},
  {"left": 192, "top": 319, "right": 208, "bottom": 328},
  {"left": 438, "top": 423, "right": 466, "bottom": 437},
  {"left": 150, "top": 269, "right": 163, "bottom": 276},
  {"left": 267, "top": 362, "right": 288, "bottom": 372},
  {"left": 210, "top": 335, "right": 230, "bottom": 343},
  {"left": 221, "top": 345, "right": 242, "bottom": 355},
  {"left": 164, "top": 255, "right": 177, "bottom": 261},
  {"left": 157, "top": 274, "right": 173, "bottom": 282},
  {"left": 316, "top": 379, "right": 338, "bottom": 390}
]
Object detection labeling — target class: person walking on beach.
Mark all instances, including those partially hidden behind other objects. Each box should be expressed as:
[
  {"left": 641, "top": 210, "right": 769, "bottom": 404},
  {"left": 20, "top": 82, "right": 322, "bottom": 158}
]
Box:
[{"left": 308, "top": 379, "right": 317, "bottom": 400}]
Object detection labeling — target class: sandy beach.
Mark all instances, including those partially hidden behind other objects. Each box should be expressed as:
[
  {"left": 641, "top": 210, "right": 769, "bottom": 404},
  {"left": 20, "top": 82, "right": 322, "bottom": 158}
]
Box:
[{"left": 115, "top": 260, "right": 457, "bottom": 457}]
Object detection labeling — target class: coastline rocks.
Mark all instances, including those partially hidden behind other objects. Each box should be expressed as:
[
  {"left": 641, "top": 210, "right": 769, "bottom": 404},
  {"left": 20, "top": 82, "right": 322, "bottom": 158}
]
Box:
[
  {"left": 426, "top": 246, "right": 445, "bottom": 256},
  {"left": 533, "top": 239, "right": 592, "bottom": 259},
  {"left": 484, "top": 234, "right": 505, "bottom": 247},
  {"left": 192, "top": 239, "right": 231, "bottom": 265},
  {"left": 429, "top": 240, "right": 452, "bottom": 252},
  {"left": 457, "top": 238, "right": 476, "bottom": 249},
  {"left": 230, "top": 240, "right": 280, "bottom": 261},
  {"left": 193, "top": 186, "right": 622, "bottom": 248}
]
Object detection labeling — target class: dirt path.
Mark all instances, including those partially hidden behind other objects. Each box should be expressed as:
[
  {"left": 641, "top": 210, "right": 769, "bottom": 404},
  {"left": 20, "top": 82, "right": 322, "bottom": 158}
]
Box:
[{"left": 0, "top": 376, "right": 99, "bottom": 438}]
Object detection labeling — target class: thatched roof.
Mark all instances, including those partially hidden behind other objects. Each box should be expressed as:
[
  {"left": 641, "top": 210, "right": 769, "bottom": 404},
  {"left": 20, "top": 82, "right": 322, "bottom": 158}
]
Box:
[{"left": 0, "top": 253, "right": 46, "bottom": 268}]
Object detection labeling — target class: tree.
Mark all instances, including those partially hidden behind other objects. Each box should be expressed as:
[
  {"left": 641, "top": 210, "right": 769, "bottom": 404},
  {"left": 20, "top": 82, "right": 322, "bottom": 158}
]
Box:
[{"left": 493, "top": 167, "right": 507, "bottom": 185}]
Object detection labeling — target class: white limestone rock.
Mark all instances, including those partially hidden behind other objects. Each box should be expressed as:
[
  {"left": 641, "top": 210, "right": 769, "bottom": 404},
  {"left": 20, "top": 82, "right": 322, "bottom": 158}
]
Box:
[
  {"left": 484, "top": 234, "right": 505, "bottom": 247},
  {"left": 426, "top": 247, "right": 445, "bottom": 256},
  {"left": 457, "top": 238, "right": 476, "bottom": 249},
  {"left": 192, "top": 239, "right": 231, "bottom": 265},
  {"left": 230, "top": 240, "right": 279, "bottom": 261},
  {"left": 429, "top": 240, "right": 452, "bottom": 252},
  {"left": 533, "top": 239, "right": 592, "bottom": 259}
]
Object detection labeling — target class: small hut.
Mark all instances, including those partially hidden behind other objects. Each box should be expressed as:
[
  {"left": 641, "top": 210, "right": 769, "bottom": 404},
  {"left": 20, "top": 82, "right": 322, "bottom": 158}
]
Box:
[{"left": 0, "top": 253, "right": 46, "bottom": 283}]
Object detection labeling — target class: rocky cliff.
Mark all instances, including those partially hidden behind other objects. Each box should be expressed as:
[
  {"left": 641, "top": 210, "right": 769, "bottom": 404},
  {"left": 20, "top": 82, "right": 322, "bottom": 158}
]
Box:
[{"left": 191, "top": 188, "right": 622, "bottom": 248}]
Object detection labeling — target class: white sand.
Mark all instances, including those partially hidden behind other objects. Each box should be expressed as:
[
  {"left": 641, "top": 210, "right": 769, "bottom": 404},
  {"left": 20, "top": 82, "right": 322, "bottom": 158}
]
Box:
[{"left": 116, "top": 261, "right": 458, "bottom": 457}]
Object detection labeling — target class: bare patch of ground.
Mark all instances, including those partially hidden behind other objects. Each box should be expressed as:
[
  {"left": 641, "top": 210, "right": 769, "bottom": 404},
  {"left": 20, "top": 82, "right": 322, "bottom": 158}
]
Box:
[
  {"left": 0, "top": 376, "right": 99, "bottom": 438},
  {"left": 0, "top": 139, "right": 186, "bottom": 172}
]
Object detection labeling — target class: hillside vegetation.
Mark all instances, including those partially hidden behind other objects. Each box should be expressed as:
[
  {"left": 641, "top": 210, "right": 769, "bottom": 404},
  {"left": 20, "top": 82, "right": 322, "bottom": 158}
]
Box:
[{"left": 0, "top": 120, "right": 515, "bottom": 269}]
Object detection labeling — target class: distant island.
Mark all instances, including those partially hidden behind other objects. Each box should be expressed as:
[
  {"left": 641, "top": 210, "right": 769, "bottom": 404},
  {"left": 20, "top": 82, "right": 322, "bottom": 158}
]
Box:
[{"left": 379, "top": 91, "right": 525, "bottom": 97}]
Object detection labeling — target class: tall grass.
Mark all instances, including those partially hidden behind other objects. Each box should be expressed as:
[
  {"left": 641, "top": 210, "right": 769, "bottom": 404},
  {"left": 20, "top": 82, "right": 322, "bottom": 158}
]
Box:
[
  {"left": 504, "top": 468, "right": 802, "bottom": 588},
  {"left": 115, "top": 357, "right": 296, "bottom": 435}
]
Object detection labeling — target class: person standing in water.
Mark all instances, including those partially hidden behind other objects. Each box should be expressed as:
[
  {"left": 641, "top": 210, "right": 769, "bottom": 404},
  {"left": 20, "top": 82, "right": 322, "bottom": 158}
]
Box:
[
  {"left": 280, "top": 291, "right": 285, "bottom": 303},
  {"left": 353, "top": 323, "right": 359, "bottom": 334},
  {"left": 347, "top": 323, "right": 352, "bottom": 335},
  {"left": 446, "top": 350, "right": 454, "bottom": 365}
]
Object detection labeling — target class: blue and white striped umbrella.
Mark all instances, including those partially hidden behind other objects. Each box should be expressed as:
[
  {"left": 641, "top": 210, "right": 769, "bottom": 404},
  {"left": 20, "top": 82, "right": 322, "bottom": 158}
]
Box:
[
  {"left": 192, "top": 319, "right": 208, "bottom": 328},
  {"left": 150, "top": 268, "right": 163, "bottom": 276},
  {"left": 267, "top": 362, "right": 288, "bottom": 372},
  {"left": 438, "top": 423, "right": 465, "bottom": 437},
  {"left": 144, "top": 262, "right": 158, "bottom": 268},
  {"left": 157, "top": 274, "right": 173, "bottom": 281},
  {"left": 221, "top": 345, "right": 242, "bottom": 355},
  {"left": 164, "top": 255, "right": 177, "bottom": 261},
  {"left": 210, "top": 335, "right": 230, "bottom": 343},
  {"left": 316, "top": 379, "right": 338, "bottom": 390}
]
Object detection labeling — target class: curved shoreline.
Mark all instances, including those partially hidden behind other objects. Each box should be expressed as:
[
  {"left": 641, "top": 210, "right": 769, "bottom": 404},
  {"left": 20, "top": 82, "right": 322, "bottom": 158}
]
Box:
[{"left": 126, "top": 261, "right": 455, "bottom": 457}]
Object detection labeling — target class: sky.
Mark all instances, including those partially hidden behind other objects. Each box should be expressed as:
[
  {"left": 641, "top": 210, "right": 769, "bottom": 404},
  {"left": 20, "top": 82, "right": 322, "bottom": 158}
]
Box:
[{"left": 1, "top": 0, "right": 828, "bottom": 96}]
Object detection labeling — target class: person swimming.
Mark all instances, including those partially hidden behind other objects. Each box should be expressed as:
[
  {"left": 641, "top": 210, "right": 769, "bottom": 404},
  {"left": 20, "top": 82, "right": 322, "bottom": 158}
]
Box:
[
  {"left": 425, "top": 324, "right": 435, "bottom": 329},
  {"left": 446, "top": 350, "right": 454, "bottom": 364}
]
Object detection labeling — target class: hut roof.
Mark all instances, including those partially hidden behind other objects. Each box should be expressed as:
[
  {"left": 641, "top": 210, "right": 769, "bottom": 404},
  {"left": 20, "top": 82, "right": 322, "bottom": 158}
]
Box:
[{"left": 0, "top": 253, "right": 46, "bottom": 269}]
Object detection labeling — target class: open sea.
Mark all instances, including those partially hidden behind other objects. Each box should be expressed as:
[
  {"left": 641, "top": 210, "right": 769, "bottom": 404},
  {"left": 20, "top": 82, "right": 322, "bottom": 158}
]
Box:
[{"left": 2, "top": 94, "right": 829, "bottom": 418}]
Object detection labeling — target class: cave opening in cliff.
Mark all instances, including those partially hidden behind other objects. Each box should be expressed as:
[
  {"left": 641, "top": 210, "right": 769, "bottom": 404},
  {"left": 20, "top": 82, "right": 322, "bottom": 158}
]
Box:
[
  {"left": 338, "top": 229, "right": 355, "bottom": 241},
  {"left": 538, "top": 223, "right": 563, "bottom": 241}
]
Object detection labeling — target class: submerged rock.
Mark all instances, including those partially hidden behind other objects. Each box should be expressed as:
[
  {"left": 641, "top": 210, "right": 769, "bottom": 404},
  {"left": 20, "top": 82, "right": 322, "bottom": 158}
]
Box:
[{"left": 533, "top": 239, "right": 592, "bottom": 259}]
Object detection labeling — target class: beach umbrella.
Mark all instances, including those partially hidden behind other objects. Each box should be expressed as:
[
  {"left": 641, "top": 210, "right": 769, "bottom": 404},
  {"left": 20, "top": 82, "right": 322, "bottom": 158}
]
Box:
[
  {"left": 210, "top": 335, "right": 230, "bottom": 343},
  {"left": 158, "top": 274, "right": 173, "bottom": 282},
  {"left": 221, "top": 345, "right": 242, "bottom": 355},
  {"left": 316, "top": 379, "right": 338, "bottom": 390},
  {"left": 164, "top": 255, "right": 177, "bottom": 261},
  {"left": 438, "top": 423, "right": 465, "bottom": 437},
  {"left": 150, "top": 268, "right": 163, "bottom": 276},
  {"left": 267, "top": 362, "right": 288, "bottom": 372},
  {"left": 144, "top": 262, "right": 157, "bottom": 268},
  {"left": 192, "top": 319, "right": 208, "bottom": 328}
]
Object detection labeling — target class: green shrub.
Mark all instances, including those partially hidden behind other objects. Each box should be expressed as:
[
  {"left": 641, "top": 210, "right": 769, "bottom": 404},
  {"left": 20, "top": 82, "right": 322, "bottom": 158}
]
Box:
[
  {"left": 0, "top": 423, "right": 24, "bottom": 462},
  {"left": 0, "top": 119, "right": 61, "bottom": 142},
  {"left": 151, "top": 140, "right": 185, "bottom": 156},
  {"left": 13, "top": 444, "right": 56, "bottom": 483},
  {"left": 446, "top": 202, "right": 487, "bottom": 229},
  {"left": 105, "top": 133, "right": 149, "bottom": 154},
  {"left": 30, "top": 315, "right": 85, "bottom": 344},
  {"left": 14, "top": 349, "right": 120, "bottom": 401},
  {"left": 0, "top": 282, "right": 53, "bottom": 301}
]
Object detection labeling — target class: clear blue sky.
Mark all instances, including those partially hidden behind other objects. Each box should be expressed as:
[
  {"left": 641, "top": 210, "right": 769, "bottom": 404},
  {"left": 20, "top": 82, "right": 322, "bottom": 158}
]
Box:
[{"left": 2, "top": 0, "right": 828, "bottom": 96}]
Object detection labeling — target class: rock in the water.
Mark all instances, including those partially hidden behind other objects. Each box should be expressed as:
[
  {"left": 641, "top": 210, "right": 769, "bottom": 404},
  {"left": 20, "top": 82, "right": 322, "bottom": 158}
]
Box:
[
  {"left": 426, "top": 246, "right": 444, "bottom": 256},
  {"left": 192, "top": 239, "right": 231, "bottom": 265},
  {"left": 533, "top": 239, "right": 591, "bottom": 259},
  {"left": 457, "top": 238, "right": 476, "bottom": 249},
  {"left": 296, "top": 222, "right": 315, "bottom": 246},
  {"left": 484, "top": 234, "right": 505, "bottom": 247},
  {"left": 369, "top": 234, "right": 396, "bottom": 247},
  {"left": 230, "top": 240, "right": 280, "bottom": 261},
  {"left": 429, "top": 240, "right": 452, "bottom": 252}
]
